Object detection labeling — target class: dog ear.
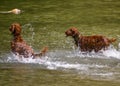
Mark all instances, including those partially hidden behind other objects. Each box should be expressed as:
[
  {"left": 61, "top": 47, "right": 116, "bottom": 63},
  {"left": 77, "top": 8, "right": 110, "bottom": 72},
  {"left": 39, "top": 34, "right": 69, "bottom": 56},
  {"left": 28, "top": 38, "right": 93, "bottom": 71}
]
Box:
[
  {"left": 71, "top": 27, "right": 79, "bottom": 36},
  {"left": 9, "top": 24, "right": 15, "bottom": 32},
  {"left": 14, "top": 23, "right": 21, "bottom": 35},
  {"left": 10, "top": 23, "right": 21, "bottom": 35}
]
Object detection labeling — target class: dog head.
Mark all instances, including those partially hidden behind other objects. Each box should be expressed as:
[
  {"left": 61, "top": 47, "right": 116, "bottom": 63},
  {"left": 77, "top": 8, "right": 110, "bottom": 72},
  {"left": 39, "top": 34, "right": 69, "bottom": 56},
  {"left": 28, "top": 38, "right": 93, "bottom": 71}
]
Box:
[
  {"left": 9, "top": 23, "right": 21, "bottom": 36},
  {"left": 65, "top": 27, "right": 80, "bottom": 37}
]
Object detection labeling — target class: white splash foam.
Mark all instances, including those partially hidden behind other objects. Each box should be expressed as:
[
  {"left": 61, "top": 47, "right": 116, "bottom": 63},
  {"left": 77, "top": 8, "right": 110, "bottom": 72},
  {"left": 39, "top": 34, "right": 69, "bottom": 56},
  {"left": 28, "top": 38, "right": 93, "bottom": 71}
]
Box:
[
  {"left": 92, "top": 72, "right": 114, "bottom": 76},
  {"left": 7, "top": 54, "right": 49, "bottom": 64},
  {"left": 4, "top": 43, "right": 120, "bottom": 81},
  {"left": 103, "top": 49, "right": 120, "bottom": 59},
  {"left": 66, "top": 44, "right": 120, "bottom": 59},
  {"left": 6, "top": 44, "right": 120, "bottom": 68},
  {"left": 45, "top": 61, "right": 88, "bottom": 70}
]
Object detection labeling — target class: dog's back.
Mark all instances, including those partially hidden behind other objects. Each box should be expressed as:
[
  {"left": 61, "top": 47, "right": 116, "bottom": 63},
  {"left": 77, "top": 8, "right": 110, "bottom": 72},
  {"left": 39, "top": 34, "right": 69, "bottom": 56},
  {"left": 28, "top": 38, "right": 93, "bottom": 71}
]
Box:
[{"left": 79, "top": 35, "right": 116, "bottom": 52}]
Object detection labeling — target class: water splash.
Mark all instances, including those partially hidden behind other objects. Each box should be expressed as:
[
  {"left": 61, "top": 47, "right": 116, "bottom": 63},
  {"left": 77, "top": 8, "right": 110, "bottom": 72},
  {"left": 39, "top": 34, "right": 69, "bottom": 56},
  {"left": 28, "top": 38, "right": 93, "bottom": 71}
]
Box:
[
  {"left": 1, "top": 43, "right": 120, "bottom": 81},
  {"left": 5, "top": 43, "right": 120, "bottom": 67},
  {"left": 22, "top": 23, "right": 35, "bottom": 46},
  {"left": 7, "top": 54, "right": 49, "bottom": 64}
]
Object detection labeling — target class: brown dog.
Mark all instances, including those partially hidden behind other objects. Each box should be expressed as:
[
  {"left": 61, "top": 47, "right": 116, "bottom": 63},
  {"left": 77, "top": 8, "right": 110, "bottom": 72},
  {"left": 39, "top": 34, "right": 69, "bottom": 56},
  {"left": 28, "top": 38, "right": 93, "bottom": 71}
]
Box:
[
  {"left": 9, "top": 23, "right": 48, "bottom": 58},
  {"left": 65, "top": 27, "right": 116, "bottom": 52}
]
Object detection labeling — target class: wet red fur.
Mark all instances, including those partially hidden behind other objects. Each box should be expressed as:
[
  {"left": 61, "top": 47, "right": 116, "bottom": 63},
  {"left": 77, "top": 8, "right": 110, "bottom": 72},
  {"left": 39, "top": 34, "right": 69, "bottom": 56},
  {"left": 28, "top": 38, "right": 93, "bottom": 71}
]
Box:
[
  {"left": 9, "top": 23, "right": 48, "bottom": 58},
  {"left": 65, "top": 27, "right": 116, "bottom": 52}
]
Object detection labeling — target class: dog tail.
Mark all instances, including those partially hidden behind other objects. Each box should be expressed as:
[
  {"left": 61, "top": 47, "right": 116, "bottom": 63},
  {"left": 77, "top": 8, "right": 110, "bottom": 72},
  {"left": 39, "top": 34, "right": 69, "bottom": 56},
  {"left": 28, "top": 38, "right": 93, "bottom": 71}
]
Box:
[
  {"left": 40, "top": 46, "right": 48, "bottom": 56},
  {"left": 33, "top": 47, "right": 48, "bottom": 59},
  {"left": 108, "top": 38, "right": 116, "bottom": 43}
]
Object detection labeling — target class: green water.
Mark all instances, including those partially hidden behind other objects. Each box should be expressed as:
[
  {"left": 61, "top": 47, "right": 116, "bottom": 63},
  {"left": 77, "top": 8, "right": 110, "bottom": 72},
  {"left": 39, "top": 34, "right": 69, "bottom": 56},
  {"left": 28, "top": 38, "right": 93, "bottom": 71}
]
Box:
[
  {"left": 0, "top": 0, "right": 120, "bottom": 86},
  {"left": 0, "top": 63, "right": 120, "bottom": 86}
]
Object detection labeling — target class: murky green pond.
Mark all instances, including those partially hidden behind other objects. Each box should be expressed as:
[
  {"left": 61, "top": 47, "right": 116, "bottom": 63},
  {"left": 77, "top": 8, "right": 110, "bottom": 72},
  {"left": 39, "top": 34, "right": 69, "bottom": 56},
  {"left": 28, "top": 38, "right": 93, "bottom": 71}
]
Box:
[{"left": 0, "top": 0, "right": 120, "bottom": 86}]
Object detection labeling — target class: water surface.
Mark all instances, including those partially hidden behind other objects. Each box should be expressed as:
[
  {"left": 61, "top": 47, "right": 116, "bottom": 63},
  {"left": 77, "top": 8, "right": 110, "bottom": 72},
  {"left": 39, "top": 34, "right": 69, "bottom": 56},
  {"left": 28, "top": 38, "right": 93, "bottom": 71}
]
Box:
[{"left": 0, "top": 0, "right": 120, "bottom": 86}]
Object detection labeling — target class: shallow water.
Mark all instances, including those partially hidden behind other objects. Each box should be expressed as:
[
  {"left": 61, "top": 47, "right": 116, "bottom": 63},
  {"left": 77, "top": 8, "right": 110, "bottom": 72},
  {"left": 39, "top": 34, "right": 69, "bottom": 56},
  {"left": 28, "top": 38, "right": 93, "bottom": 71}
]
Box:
[
  {"left": 0, "top": 0, "right": 120, "bottom": 86},
  {"left": 2, "top": 47, "right": 120, "bottom": 81},
  {"left": 1, "top": 48, "right": 120, "bottom": 85}
]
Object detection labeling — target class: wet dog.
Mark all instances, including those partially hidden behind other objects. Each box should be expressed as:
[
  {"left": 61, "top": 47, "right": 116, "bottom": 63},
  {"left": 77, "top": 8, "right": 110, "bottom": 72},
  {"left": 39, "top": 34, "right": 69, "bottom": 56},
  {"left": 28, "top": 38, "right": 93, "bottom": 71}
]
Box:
[
  {"left": 9, "top": 23, "right": 48, "bottom": 58},
  {"left": 65, "top": 27, "right": 116, "bottom": 52}
]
